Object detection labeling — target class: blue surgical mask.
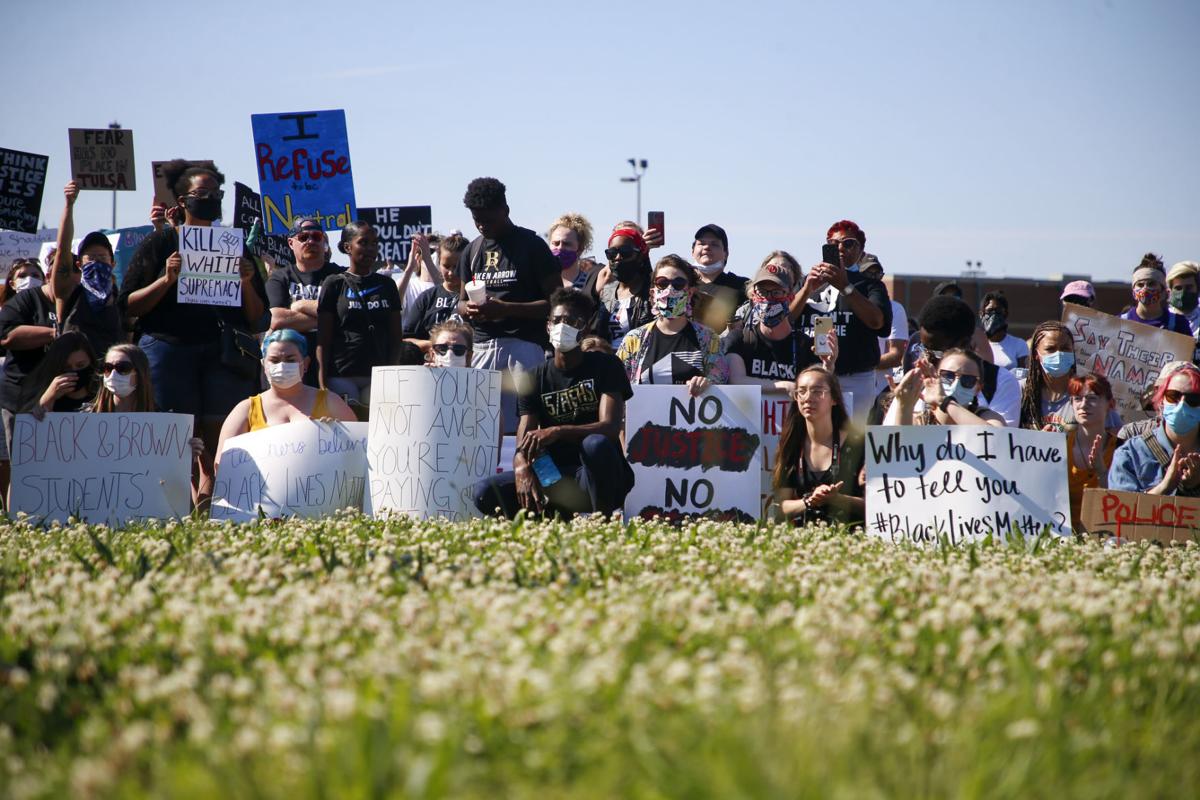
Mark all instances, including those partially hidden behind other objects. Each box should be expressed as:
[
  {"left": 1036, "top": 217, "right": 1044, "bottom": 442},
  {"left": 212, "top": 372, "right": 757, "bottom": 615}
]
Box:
[
  {"left": 941, "top": 378, "right": 976, "bottom": 408},
  {"left": 1162, "top": 400, "right": 1200, "bottom": 436},
  {"left": 1041, "top": 350, "right": 1075, "bottom": 378}
]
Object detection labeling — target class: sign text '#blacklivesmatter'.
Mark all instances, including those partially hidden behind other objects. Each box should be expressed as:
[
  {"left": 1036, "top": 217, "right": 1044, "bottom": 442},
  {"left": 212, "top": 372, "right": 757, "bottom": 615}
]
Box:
[{"left": 251, "top": 110, "right": 356, "bottom": 234}]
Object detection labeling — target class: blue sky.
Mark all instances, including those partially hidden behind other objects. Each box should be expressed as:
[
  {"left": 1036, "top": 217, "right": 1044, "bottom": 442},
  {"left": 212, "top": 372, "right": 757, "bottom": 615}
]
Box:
[{"left": 3, "top": 0, "right": 1196, "bottom": 282}]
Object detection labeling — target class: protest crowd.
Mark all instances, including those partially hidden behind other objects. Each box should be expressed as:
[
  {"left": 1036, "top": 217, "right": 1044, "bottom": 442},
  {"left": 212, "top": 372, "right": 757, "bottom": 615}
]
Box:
[{"left": 3, "top": 134, "right": 1200, "bottom": 539}]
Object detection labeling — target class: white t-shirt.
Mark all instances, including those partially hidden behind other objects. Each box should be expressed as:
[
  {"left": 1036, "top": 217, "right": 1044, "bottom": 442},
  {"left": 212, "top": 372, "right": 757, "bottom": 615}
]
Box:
[
  {"left": 990, "top": 334, "right": 1030, "bottom": 371},
  {"left": 876, "top": 300, "right": 908, "bottom": 392}
]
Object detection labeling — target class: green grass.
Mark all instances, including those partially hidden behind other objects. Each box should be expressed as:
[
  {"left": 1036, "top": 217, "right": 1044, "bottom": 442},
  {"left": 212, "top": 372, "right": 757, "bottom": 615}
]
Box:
[{"left": 0, "top": 513, "right": 1197, "bottom": 798}]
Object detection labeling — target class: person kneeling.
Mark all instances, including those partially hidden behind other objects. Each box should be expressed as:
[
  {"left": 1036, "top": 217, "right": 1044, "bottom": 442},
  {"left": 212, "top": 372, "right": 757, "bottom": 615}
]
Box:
[{"left": 473, "top": 288, "right": 634, "bottom": 519}]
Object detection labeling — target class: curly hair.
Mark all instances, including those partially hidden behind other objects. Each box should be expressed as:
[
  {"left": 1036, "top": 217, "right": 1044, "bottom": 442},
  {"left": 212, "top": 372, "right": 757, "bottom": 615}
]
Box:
[
  {"left": 1136, "top": 252, "right": 1165, "bottom": 272},
  {"left": 162, "top": 158, "right": 225, "bottom": 201},
  {"left": 546, "top": 213, "right": 594, "bottom": 255},
  {"left": 1019, "top": 321, "right": 1075, "bottom": 430},
  {"left": 463, "top": 177, "right": 507, "bottom": 211},
  {"left": 549, "top": 287, "right": 595, "bottom": 323}
]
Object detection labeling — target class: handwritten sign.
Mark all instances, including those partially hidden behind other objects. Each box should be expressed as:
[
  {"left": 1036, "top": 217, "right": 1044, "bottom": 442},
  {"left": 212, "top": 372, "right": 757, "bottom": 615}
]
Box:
[
  {"left": 758, "top": 391, "right": 792, "bottom": 519},
  {"left": 231, "top": 182, "right": 295, "bottom": 269},
  {"left": 864, "top": 425, "right": 1071, "bottom": 545},
  {"left": 178, "top": 224, "right": 244, "bottom": 307},
  {"left": 211, "top": 420, "right": 369, "bottom": 521},
  {"left": 0, "top": 228, "right": 56, "bottom": 264},
  {"left": 1078, "top": 488, "right": 1200, "bottom": 544},
  {"left": 358, "top": 206, "right": 432, "bottom": 263},
  {"left": 1062, "top": 304, "right": 1194, "bottom": 421},
  {"left": 0, "top": 147, "right": 48, "bottom": 233},
  {"left": 68, "top": 128, "right": 136, "bottom": 191},
  {"left": 251, "top": 109, "right": 356, "bottom": 235},
  {"left": 150, "top": 159, "right": 215, "bottom": 206},
  {"left": 367, "top": 366, "right": 502, "bottom": 520},
  {"left": 624, "top": 385, "right": 762, "bottom": 524},
  {"left": 9, "top": 412, "right": 193, "bottom": 526}
]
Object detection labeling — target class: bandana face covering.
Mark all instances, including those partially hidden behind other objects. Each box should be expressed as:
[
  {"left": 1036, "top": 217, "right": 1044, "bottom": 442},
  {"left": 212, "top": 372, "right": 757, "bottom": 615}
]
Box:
[
  {"left": 81, "top": 261, "right": 115, "bottom": 310},
  {"left": 652, "top": 287, "right": 689, "bottom": 319}
]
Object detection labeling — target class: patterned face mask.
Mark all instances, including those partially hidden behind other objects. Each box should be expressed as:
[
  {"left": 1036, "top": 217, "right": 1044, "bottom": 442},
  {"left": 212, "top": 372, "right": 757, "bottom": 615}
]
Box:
[
  {"left": 652, "top": 287, "right": 689, "bottom": 319},
  {"left": 1134, "top": 284, "right": 1164, "bottom": 306}
]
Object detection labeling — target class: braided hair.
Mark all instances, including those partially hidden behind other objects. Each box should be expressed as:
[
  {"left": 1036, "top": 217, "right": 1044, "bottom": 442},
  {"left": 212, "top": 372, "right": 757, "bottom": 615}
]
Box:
[{"left": 1019, "top": 321, "right": 1075, "bottom": 430}]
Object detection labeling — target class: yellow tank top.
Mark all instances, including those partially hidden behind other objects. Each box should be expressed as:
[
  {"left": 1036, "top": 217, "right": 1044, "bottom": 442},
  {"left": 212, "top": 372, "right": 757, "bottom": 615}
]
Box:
[{"left": 247, "top": 389, "right": 331, "bottom": 432}]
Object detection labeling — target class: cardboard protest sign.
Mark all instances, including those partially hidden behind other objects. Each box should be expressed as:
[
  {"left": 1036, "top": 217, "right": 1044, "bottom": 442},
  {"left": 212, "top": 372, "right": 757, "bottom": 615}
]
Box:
[
  {"left": 0, "top": 228, "right": 56, "bottom": 264},
  {"left": 211, "top": 420, "right": 369, "bottom": 521},
  {"left": 358, "top": 206, "right": 432, "bottom": 263},
  {"left": 232, "top": 182, "right": 295, "bottom": 269},
  {"left": 177, "top": 224, "right": 244, "bottom": 307},
  {"left": 151, "top": 159, "right": 215, "bottom": 206},
  {"left": 624, "top": 385, "right": 762, "bottom": 524},
  {"left": 68, "top": 128, "right": 135, "bottom": 190},
  {"left": 367, "top": 366, "right": 502, "bottom": 520},
  {"left": 9, "top": 412, "right": 193, "bottom": 526},
  {"left": 251, "top": 109, "right": 356, "bottom": 234},
  {"left": 0, "top": 148, "right": 48, "bottom": 233},
  {"left": 864, "top": 426, "right": 1071, "bottom": 545},
  {"left": 1062, "top": 304, "right": 1194, "bottom": 422},
  {"left": 1078, "top": 488, "right": 1200, "bottom": 544}
]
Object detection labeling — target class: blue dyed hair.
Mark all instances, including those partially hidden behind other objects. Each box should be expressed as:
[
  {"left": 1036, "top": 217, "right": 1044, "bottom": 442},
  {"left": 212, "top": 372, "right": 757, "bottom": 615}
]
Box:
[{"left": 261, "top": 328, "right": 308, "bottom": 358}]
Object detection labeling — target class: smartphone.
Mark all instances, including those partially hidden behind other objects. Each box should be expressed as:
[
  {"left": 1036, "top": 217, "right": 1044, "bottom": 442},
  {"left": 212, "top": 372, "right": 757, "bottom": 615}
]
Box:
[
  {"left": 647, "top": 211, "right": 665, "bottom": 242},
  {"left": 531, "top": 453, "right": 562, "bottom": 487},
  {"left": 821, "top": 242, "right": 840, "bottom": 267},
  {"left": 813, "top": 316, "right": 834, "bottom": 355}
]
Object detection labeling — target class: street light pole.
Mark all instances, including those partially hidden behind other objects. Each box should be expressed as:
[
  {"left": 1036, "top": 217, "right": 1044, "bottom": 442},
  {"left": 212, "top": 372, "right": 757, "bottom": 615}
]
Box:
[
  {"left": 619, "top": 158, "right": 648, "bottom": 223},
  {"left": 108, "top": 120, "right": 120, "bottom": 229}
]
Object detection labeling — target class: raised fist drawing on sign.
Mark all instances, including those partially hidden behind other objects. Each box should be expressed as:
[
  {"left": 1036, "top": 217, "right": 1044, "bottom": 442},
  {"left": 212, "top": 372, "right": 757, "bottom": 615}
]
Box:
[{"left": 218, "top": 230, "right": 241, "bottom": 256}]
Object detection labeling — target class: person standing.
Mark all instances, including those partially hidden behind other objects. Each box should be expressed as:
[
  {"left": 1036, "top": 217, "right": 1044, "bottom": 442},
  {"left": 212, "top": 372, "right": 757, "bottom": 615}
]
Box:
[
  {"left": 266, "top": 216, "right": 344, "bottom": 383},
  {"left": 690, "top": 223, "right": 748, "bottom": 334},
  {"left": 1166, "top": 261, "right": 1200, "bottom": 336},
  {"left": 861, "top": 256, "right": 908, "bottom": 392},
  {"left": 979, "top": 290, "right": 1029, "bottom": 370},
  {"left": 546, "top": 213, "right": 594, "bottom": 289},
  {"left": 1121, "top": 255, "right": 1191, "bottom": 335}
]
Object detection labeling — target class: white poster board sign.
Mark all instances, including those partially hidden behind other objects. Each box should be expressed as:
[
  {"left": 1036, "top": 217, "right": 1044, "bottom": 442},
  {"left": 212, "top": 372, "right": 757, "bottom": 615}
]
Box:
[
  {"left": 624, "top": 385, "right": 762, "bottom": 524},
  {"left": 9, "top": 412, "right": 193, "bottom": 526},
  {"left": 211, "top": 420, "right": 369, "bottom": 521},
  {"left": 1, "top": 228, "right": 56, "bottom": 263},
  {"left": 367, "top": 366, "right": 502, "bottom": 520},
  {"left": 864, "top": 425, "right": 1071, "bottom": 545},
  {"left": 178, "top": 224, "right": 244, "bottom": 307}
]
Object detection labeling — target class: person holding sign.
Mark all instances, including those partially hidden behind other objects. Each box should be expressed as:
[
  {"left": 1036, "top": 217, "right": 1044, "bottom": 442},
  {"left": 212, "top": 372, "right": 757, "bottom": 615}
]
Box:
[
  {"left": 91, "top": 344, "right": 155, "bottom": 413},
  {"left": 52, "top": 181, "right": 124, "bottom": 359},
  {"left": 883, "top": 348, "right": 1006, "bottom": 427},
  {"left": 616, "top": 255, "right": 728, "bottom": 397},
  {"left": 317, "top": 221, "right": 412, "bottom": 408},
  {"left": 772, "top": 366, "right": 864, "bottom": 527},
  {"left": 473, "top": 288, "right": 634, "bottom": 519},
  {"left": 1109, "top": 363, "right": 1200, "bottom": 496},
  {"left": 425, "top": 320, "right": 474, "bottom": 368},
  {"left": 216, "top": 328, "right": 356, "bottom": 470},
  {"left": 1066, "top": 374, "right": 1117, "bottom": 529},
  {"left": 1120, "top": 255, "right": 1191, "bottom": 336}
]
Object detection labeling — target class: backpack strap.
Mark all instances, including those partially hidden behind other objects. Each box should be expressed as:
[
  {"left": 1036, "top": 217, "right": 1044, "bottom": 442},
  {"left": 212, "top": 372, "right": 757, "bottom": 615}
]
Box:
[{"left": 1141, "top": 428, "right": 1173, "bottom": 468}]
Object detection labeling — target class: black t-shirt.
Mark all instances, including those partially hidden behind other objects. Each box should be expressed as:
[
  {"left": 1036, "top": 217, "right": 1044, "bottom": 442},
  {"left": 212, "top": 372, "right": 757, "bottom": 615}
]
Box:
[
  {"left": 0, "top": 288, "right": 57, "bottom": 411},
  {"left": 402, "top": 285, "right": 461, "bottom": 339},
  {"left": 456, "top": 225, "right": 558, "bottom": 346},
  {"left": 693, "top": 270, "right": 749, "bottom": 331},
  {"left": 60, "top": 282, "right": 124, "bottom": 360},
  {"left": 266, "top": 261, "right": 344, "bottom": 356},
  {"left": 317, "top": 271, "right": 402, "bottom": 377},
  {"left": 118, "top": 228, "right": 268, "bottom": 344},
  {"left": 638, "top": 325, "right": 705, "bottom": 385},
  {"left": 796, "top": 271, "right": 892, "bottom": 374},
  {"left": 518, "top": 351, "right": 632, "bottom": 462},
  {"left": 726, "top": 324, "right": 819, "bottom": 383}
]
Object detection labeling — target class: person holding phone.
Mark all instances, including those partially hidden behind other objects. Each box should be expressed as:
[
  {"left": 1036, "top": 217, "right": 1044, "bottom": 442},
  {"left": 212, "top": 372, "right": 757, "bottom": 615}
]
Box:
[
  {"left": 473, "top": 288, "right": 634, "bottom": 519},
  {"left": 791, "top": 220, "right": 892, "bottom": 424}
]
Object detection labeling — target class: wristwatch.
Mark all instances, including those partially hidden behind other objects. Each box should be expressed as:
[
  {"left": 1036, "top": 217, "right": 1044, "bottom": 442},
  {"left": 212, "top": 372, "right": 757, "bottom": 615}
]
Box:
[
  {"left": 938, "top": 395, "right": 958, "bottom": 414},
  {"left": 841, "top": 283, "right": 855, "bottom": 297}
]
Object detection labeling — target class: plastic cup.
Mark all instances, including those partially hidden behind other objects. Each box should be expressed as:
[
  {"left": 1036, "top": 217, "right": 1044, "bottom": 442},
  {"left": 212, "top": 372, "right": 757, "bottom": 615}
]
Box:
[{"left": 465, "top": 279, "right": 488, "bottom": 304}]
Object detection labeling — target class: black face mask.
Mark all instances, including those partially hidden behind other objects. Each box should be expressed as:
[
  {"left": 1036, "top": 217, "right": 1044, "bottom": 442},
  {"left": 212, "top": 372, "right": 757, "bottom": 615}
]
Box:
[
  {"left": 981, "top": 311, "right": 1007, "bottom": 337},
  {"left": 183, "top": 195, "right": 222, "bottom": 222},
  {"left": 614, "top": 260, "right": 643, "bottom": 285},
  {"left": 72, "top": 366, "right": 95, "bottom": 390},
  {"left": 1172, "top": 288, "right": 1199, "bottom": 313}
]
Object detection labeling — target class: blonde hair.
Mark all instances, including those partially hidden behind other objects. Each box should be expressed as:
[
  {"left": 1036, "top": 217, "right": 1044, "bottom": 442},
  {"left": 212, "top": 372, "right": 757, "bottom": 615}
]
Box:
[{"left": 546, "top": 213, "right": 594, "bottom": 255}]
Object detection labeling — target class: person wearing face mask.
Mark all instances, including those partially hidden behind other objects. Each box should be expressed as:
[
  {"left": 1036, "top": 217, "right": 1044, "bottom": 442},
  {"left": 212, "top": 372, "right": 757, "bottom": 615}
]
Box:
[
  {"left": 216, "top": 329, "right": 357, "bottom": 466},
  {"left": 425, "top": 320, "right": 474, "bottom": 368},
  {"left": 584, "top": 226, "right": 654, "bottom": 349},
  {"left": 727, "top": 254, "right": 836, "bottom": 391},
  {"left": 1120, "top": 254, "right": 1191, "bottom": 336},
  {"left": 616, "top": 255, "right": 728, "bottom": 397},
  {"left": 546, "top": 213, "right": 594, "bottom": 290},
  {"left": 979, "top": 291, "right": 1028, "bottom": 371},
  {"left": 119, "top": 160, "right": 268, "bottom": 509},
  {"left": 0, "top": 253, "right": 60, "bottom": 454},
  {"left": 883, "top": 348, "right": 1005, "bottom": 427},
  {"left": 404, "top": 234, "right": 470, "bottom": 354},
  {"left": 1109, "top": 362, "right": 1200, "bottom": 496},
  {"left": 1, "top": 259, "right": 45, "bottom": 305},
  {"left": 473, "top": 288, "right": 634, "bottom": 519},
  {"left": 20, "top": 332, "right": 97, "bottom": 416},
  {"left": 690, "top": 224, "right": 748, "bottom": 334},
  {"left": 1059, "top": 280, "right": 1095, "bottom": 312},
  {"left": 1166, "top": 261, "right": 1200, "bottom": 336}
]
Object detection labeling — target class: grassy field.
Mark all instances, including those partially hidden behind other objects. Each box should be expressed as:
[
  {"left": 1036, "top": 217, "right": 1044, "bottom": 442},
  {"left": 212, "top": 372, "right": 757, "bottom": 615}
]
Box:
[{"left": 0, "top": 514, "right": 1197, "bottom": 799}]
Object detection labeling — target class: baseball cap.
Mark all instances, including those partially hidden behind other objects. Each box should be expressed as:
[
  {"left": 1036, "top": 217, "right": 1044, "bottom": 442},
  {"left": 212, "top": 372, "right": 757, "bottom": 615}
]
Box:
[
  {"left": 77, "top": 231, "right": 114, "bottom": 260},
  {"left": 751, "top": 260, "right": 796, "bottom": 290},
  {"left": 289, "top": 216, "right": 324, "bottom": 236},
  {"left": 1059, "top": 280, "right": 1095, "bottom": 301},
  {"left": 693, "top": 224, "right": 728, "bottom": 252}
]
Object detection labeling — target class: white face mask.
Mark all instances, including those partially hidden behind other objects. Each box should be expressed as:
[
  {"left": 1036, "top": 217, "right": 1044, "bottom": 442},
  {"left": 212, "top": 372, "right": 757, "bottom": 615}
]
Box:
[
  {"left": 265, "top": 360, "right": 303, "bottom": 389},
  {"left": 695, "top": 260, "right": 725, "bottom": 276},
  {"left": 435, "top": 350, "right": 467, "bottom": 368},
  {"left": 14, "top": 276, "right": 42, "bottom": 293},
  {"left": 548, "top": 322, "right": 581, "bottom": 352},
  {"left": 103, "top": 371, "right": 136, "bottom": 398}
]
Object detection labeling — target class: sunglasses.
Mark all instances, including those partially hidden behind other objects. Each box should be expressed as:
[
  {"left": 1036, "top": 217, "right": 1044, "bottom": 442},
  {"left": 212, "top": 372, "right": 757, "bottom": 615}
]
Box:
[
  {"left": 827, "top": 238, "right": 859, "bottom": 248},
  {"left": 1163, "top": 389, "right": 1200, "bottom": 408},
  {"left": 432, "top": 343, "right": 468, "bottom": 356},
  {"left": 605, "top": 245, "right": 640, "bottom": 261},
  {"left": 939, "top": 370, "right": 978, "bottom": 389},
  {"left": 293, "top": 231, "right": 324, "bottom": 243},
  {"left": 652, "top": 276, "right": 689, "bottom": 291},
  {"left": 102, "top": 361, "right": 134, "bottom": 375}
]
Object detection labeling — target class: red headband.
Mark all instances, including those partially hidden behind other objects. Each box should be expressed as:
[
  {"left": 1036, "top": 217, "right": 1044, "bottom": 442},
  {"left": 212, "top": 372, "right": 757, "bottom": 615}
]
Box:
[{"left": 609, "top": 228, "right": 649, "bottom": 256}]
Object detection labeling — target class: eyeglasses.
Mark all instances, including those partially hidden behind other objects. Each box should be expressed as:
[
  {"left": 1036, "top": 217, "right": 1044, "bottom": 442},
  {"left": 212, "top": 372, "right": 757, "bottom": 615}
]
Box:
[
  {"left": 794, "top": 386, "right": 830, "bottom": 399},
  {"left": 1163, "top": 389, "right": 1200, "bottom": 408},
  {"left": 186, "top": 189, "right": 224, "bottom": 200},
  {"left": 753, "top": 287, "right": 791, "bottom": 301},
  {"left": 652, "top": 276, "right": 689, "bottom": 291},
  {"left": 292, "top": 231, "right": 324, "bottom": 243},
  {"left": 938, "top": 370, "right": 978, "bottom": 389},
  {"left": 102, "top": 361, "right": 134, "bottom": 375},
  {"left": 827, "top": 238, "right": 860, "bottom": 249},
  {"left": 432, "top": 343, "right": 468, "bottom": 357},
  {"left": 549, "top": 315, "right": 585, "bottom": 326},
  {"left": 605, "top": 245, "right": 640, "bottom": 261},
  {"left": 919, "top": 347, "right": 945, "bottom": 365},
  {"left": 1071, "top": 393, "right": 1105, "bottom": 404}
]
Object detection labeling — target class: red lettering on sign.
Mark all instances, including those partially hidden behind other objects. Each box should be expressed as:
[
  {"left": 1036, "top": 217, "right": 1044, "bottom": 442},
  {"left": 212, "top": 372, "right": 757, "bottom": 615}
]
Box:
[{"left": 256, "top": 143, "right": 351, "bottom": 182}]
